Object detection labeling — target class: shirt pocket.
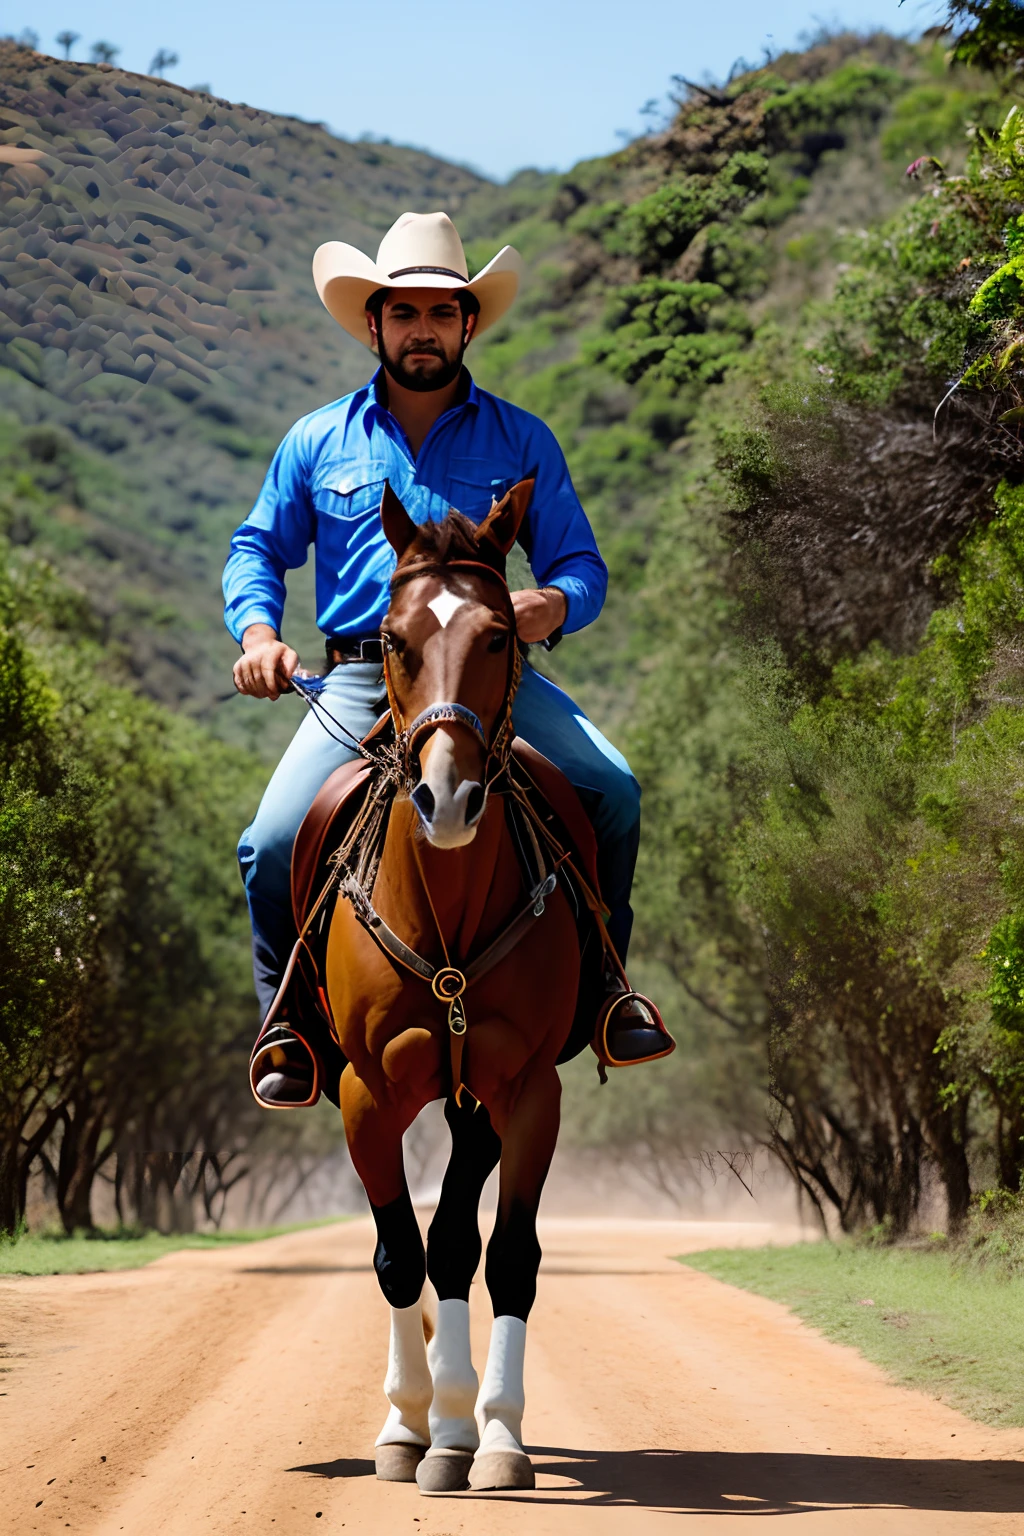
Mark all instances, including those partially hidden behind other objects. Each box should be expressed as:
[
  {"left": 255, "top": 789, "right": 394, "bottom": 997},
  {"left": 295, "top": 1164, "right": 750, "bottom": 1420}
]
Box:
[
  {"left": 312, "top": 460, "right": 388, "bottom": 522},
  {"left": 447, "top": 457, "right": 521, "bottom": 522}
]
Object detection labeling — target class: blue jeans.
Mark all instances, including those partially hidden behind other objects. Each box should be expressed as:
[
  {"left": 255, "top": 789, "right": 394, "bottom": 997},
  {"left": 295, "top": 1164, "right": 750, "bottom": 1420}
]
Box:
[{"left": 238, "top": 661, "right": 641, "bottom": 1021}]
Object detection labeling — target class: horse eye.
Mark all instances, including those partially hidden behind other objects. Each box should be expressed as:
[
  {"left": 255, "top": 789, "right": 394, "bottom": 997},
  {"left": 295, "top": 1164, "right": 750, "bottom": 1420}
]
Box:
[
  {"left": 383, "top": 630, "right": 406, "bottom": 656},
  {"left": 487, "top": 630, "right": 509, "bottom": 653}
]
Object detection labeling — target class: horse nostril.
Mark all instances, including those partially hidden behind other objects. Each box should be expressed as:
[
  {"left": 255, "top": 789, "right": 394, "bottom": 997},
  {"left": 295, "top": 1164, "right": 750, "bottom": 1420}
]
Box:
[
  {"left": 465, "top": 784, "right": 485, "bottom": 825},
  {"left": 411, "top": 782, "right": 435, "bottom": 823}
]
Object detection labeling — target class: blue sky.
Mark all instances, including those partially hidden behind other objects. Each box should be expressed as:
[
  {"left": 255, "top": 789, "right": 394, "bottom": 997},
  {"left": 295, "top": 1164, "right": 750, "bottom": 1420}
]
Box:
[{"left": 14, "top": 0, "right": 946, "bottom": 180}]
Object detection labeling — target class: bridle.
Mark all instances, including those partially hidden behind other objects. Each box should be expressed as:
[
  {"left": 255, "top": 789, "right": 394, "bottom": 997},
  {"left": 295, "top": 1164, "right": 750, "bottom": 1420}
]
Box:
[{"left": 382, "top": 556, "right": 523, "bottom": 789}]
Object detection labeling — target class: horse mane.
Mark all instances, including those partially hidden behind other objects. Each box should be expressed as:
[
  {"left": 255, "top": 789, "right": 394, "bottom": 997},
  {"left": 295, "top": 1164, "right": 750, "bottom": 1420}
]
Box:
[{"left": 397, "top": 509, "right": 507, "bottom": 579}]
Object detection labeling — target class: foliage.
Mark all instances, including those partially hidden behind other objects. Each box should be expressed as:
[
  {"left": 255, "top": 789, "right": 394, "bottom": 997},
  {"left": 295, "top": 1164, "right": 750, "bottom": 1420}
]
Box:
[
  {"left": 960, "top": 1184, "right": 1024, "bottom": 1273},
  {"left": 612, "top": 152, "right": 770, "bottom": 271},
  {"left": 818, "top": 98, "right": 1024, "bottom": 411},
  {"left": 949, "top": 0, "right": 1024, "bottom": 81},
  {"left": 586, "top": 278, "right": 751, "bottom": 392},
  {"left": 623, "top": 13, "right": 1024, "bottom": 1237},
  {"left": 0, "top": 527, "right": 266, "bottom": 1235}
]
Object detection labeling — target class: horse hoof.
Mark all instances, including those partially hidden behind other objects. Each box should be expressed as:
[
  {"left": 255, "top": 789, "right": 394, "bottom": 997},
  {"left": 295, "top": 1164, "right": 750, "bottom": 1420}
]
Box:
[
  {"left": 375, "top": 1442, "right": 426, "bottom": 1482},
  {"left": 416, "top": 1447, "right": 474, "bottom": 1493},
  {"left": 468, "top": 1449, "right": 535, "bottom": 1490}
]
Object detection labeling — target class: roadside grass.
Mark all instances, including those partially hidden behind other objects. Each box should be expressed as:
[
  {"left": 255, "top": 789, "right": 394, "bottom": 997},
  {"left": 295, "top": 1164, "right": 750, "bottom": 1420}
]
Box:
[
  {"left": 681, "top": 1242, "right": 1024, "bottom": 1429},
  {"left": 0, "top": 1217, "right": 348, "bottom": 1276}
]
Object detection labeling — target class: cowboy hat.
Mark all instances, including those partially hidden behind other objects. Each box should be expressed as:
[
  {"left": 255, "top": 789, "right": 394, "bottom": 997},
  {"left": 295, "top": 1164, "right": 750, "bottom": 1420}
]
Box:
[{"left": 313, "top": 211, "right": 522, "bottom": 346}]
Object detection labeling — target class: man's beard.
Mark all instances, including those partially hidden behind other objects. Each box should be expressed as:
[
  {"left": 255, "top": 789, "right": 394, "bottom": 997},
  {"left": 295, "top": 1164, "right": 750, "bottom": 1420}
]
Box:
[{"left": 378, "top": 332, "right": 466, "bottom": 393}]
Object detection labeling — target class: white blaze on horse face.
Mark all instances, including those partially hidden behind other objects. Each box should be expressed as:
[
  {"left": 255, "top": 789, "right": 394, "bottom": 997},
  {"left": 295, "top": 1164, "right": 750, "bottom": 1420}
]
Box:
[{"left": 427, "top": 590, "right": 466, "bottom": 629}]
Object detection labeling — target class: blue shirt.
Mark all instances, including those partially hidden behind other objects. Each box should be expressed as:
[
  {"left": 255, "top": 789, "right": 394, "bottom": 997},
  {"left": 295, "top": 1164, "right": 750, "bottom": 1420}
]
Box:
[{"left": 222, "top": 368, "right": 608, "bottom": 642}]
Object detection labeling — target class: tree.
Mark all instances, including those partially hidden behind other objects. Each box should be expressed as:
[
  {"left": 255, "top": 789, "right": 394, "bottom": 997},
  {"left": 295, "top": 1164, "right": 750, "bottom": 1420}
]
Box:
[
  {"left": 55, "top": 30, "right": 79, "bottom": 60},
  {"left": 948, "top": 0, "right": 1024, "bottom": 79},
  {"left": 90, "top": 41, "right": 120, "bottom": 65},
  {"left": 149, "top": 49, "right": 179, "bottom": 78}
]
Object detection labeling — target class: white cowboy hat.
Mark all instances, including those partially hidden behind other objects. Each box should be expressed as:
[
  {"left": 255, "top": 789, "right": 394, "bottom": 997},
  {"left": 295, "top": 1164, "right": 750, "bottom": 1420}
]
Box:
[{"left": 313, "top": 211, "right": 522, "bottom": 346}]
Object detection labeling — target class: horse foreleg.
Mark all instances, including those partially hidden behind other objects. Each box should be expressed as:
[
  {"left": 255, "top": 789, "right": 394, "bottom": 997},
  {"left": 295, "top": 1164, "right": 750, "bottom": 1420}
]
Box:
[
  {"left": 339, "top": 1066, "right": 430, "bottom": 1482},
  {"left": 471, "top": 1064, "right": 561, "bottom": 1492},
  {"left": 415, "top": 1096, "right": 502, "bottom": 1493}
]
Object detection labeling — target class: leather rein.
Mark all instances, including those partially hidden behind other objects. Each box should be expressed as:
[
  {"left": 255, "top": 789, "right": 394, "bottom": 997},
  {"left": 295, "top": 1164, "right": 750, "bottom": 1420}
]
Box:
[{"left": 336, "top": 554, "right": 549, "bottom": 1106}]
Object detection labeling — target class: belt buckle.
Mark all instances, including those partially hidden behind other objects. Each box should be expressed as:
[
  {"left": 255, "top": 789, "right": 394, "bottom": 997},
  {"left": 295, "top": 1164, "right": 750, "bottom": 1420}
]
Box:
[{"left": 358, "top": 637, "right": 383, "bottom": 664}]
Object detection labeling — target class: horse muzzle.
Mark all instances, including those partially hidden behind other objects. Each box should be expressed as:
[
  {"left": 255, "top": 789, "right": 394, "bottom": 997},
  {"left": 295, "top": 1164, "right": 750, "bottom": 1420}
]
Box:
[{"left": 411, "top": 727, "right": 488, "bottom": 848}]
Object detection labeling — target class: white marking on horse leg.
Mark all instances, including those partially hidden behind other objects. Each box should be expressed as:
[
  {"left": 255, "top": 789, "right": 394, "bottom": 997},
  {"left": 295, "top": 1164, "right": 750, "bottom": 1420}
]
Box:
[
  {"left": 425, "top": 1297, "right": 479, "bottom": 1451},
  {"left": 475, "top": 1314, "right": 527, "bottom": 1455},
  {"left": 427, "top": 590, "right": 466, "bottom": 629},
  {"left": 376, "top": 1301, "right": 431, "bottom": 1448}
]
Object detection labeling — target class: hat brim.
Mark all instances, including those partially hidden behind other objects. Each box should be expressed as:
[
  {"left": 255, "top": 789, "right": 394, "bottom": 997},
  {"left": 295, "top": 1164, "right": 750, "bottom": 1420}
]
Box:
[{"left": 312, "top": 242, "right": 522, "bottom": 347}]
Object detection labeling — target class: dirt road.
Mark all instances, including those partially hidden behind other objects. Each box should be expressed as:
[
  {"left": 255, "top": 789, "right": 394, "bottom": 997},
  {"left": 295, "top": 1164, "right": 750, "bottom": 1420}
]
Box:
[{"left": 3, "top": 1216, "right": 1023, "bottom": 1534}]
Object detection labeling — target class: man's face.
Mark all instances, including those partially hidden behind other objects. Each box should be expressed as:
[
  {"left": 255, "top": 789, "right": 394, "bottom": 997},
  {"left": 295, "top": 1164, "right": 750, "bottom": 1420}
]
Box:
[{"left": 367, "top": 287, "right": 477, "bottom": 392}]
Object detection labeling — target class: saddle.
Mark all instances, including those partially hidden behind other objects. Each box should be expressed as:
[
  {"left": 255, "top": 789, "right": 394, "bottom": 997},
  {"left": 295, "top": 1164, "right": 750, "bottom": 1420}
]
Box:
[{"left": 249, "top": 727, "right": 649, "bottom": 1110}]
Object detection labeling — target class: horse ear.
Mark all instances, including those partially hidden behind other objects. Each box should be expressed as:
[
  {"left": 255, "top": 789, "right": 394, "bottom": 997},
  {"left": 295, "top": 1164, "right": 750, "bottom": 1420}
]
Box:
[
  {"left": 475, "top": 477, "right": 534, "bottom": 557},
  {"left": 379, "top": 481, "right": 418, "bottom": 557}
]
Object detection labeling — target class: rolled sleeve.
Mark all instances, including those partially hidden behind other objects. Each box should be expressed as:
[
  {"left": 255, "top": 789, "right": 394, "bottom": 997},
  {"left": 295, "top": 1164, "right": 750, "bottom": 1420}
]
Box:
[
  {"left": 521, "top": 421, "right": 607, "bottom": 634},
  {"left": 222, "top": 422, "right": 316, "bottom": 643}
]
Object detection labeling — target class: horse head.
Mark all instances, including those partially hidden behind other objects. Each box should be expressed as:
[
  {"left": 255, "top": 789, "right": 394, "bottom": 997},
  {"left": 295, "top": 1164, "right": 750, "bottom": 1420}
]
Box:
[{"left": 379, "top": 479, "right": 534, "bottom": 849}]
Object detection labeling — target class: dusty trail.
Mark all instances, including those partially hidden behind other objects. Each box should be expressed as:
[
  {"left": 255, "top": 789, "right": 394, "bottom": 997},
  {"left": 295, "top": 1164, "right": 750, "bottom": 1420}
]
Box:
[{"left": 2, "top": 1216, "right": 1023, "bottom": 1534}]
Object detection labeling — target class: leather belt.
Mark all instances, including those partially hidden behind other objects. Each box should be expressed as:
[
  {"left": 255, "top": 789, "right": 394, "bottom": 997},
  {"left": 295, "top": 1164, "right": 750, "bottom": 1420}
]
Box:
[{"left": 326, "top": 634, "right": 384, "bottom": 666}]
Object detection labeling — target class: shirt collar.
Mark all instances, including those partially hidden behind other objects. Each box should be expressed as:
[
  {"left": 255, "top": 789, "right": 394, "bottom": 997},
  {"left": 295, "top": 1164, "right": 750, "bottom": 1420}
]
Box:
[{"left": 366, "top": 365, "right": 479, "bottom": 420}]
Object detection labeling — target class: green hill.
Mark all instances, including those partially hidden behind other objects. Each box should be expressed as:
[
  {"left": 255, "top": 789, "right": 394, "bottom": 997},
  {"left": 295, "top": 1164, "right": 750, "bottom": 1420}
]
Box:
[
  {"left": 0, "top": 40, "right": 485, "bottom": 740},
  {"left": 0, "top": 32, "right": 980, "bottom": 746}
]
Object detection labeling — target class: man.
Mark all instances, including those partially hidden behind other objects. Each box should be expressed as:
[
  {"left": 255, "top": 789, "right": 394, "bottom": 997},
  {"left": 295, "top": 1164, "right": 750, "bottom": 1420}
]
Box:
[{"left": 224, "top": 211, "right": 670, "bottom": 1093}]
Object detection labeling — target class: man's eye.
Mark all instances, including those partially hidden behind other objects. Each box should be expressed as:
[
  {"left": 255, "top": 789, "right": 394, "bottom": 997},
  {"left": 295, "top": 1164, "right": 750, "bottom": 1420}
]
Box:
[{"left": 487, "top": 631, "right": 510, "bottom": 653}]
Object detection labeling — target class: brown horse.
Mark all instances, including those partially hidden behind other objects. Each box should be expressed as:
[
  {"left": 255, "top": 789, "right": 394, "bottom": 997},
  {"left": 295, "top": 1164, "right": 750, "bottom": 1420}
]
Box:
[{"left": 325, "top": 481, "right": 580, "bottom": 1493}]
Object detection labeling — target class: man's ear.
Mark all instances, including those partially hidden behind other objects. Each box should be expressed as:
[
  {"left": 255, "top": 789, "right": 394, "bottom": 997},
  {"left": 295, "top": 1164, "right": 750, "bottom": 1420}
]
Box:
[
  {"left": 380, "top": 481, "right": 418, "bottom": 557},
  {"left": 475, "top": 477, "right": 534, "bottom": 557},
  {"left": 365, "top": 305, "right": 380, "bottom": 354}
]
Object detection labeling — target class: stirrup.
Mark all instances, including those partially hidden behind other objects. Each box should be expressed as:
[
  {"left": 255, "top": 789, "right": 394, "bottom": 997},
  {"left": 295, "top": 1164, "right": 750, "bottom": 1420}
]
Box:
[
  {"left": 593, "top": 986, "right": 676, "bottom": 1075},
  {"left": 249, "top": 1021, "right": 321, "bottom": 1109}
]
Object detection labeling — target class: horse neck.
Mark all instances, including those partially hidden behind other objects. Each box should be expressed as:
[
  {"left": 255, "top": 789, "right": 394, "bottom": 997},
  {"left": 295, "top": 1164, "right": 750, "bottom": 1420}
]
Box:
[{"left": 374, "top": 794, "right": 519, "bottom": 965}]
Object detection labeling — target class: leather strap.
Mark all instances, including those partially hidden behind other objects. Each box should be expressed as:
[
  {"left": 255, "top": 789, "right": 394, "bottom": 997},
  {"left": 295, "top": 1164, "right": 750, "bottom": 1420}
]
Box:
[
  {"left": 341, "top": 873, "right": 436, "bottom": 982},
  {"left": 342, "top": 870, "right": 557, "bottom": 989},
  {"left": 464, "top": 873, "right": 557, "bottom": 981},
  {"left": 341, "top": 864, "right": 558, "bottom": 1104}
]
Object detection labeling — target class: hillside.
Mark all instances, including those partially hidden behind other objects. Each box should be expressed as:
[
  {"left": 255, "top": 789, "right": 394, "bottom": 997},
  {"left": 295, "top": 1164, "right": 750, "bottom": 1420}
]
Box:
[
  {"left": 0, "top": 41, "right": 485, "bottom": 738},
  {"left": 0, "top": 33, "right": 991, "bottom": 748}
]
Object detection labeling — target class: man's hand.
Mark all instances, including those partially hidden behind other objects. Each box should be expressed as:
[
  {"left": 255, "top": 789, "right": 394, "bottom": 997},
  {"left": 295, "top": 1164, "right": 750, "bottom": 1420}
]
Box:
[
  {"left": 511, "top": 587, "right": 568, "bottom": 645},
  {"left": 233, "top": 623, "right": 299, "bottom": 700}
]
